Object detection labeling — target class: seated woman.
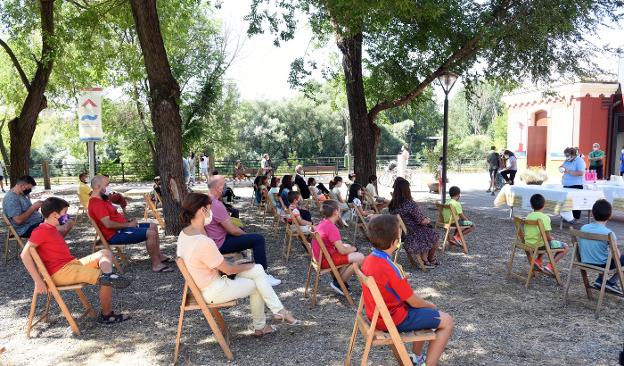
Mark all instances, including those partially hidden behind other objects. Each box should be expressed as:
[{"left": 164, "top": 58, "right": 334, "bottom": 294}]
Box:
[
  {"left": 347, "top": 183, "right": 374, "bottom": 218},
  {"left": 308, "top": 178, "right": 327, "bottom": 201},
  {"left": 255, "top": 175, "right": 269, "bottom": 205},
  {"left": 388, "top": 178, "right": 439, "bottom": 268},
  {"left": 234, "top": 160, "right": 246, "bottom": 182},
  {"left": 268, "top": 176, "right": 282, "bottom": 212},
  {"left": 366, "top": 175, "right": 389, "bottom": 210},
  {"left": 280, "top": 175, "right": 312, "bottom": 221},
  {"left": 329, "top": 176, "right": 351, "bottom": 226},
  {"left": 177, "top": 193, "right": 300, "bottom": 336}
]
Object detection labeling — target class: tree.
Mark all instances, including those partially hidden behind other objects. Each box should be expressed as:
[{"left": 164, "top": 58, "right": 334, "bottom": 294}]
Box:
[
  {"left": 129, "top": 0, "right": 188, "bottom": 234},
  {"left": 247, "top": 0, "right": 622, "bottom": 184},
  {"left": 0, "top": 0, "right": 55, "bottom": 185}
]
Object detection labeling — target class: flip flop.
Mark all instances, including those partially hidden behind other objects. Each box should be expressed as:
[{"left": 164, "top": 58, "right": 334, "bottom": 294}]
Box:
[
  {"left": 160, "top": 257, "right": 173, "bottom": 263},
  {"left": 98, "top": 311, "right": 131, "bottom": 324},
  {"left": 154, "top": 265, "right": 173, "bottom": 273},
  {"left": 253, "top": 324, "right": 277, "bottom": 337}
]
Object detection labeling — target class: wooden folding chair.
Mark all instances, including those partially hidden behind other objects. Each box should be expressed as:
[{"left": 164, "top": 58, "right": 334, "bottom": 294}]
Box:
[
  {"left": 2, "top": 214, "right": 26, "bottom": 263},
  {"left": 564, "top": 229, "right": 624, "bottom": 316},
  {"left": 345, "top": 263, "right": 436, "bottom": 365},
  {"left": 142, "top": 193, "right": 166, "bottom": 229},
  {"left": 507, "top": 216, "right": 566, "bottom": 288},
  {"left": 348, "top": 203, "right": 370, "bottom": 243},
  {"left": 75, "top": 205, "right": 86, "bottom": 224},
  {"left": 310, "top": 188, "right": 324, "bottom": 212},
  {"left": 393, "top": 215, "right": 427, "bottom": 272},
  {"left": 174, "top": 258, "right": 236, "bottom": 363},
  {"left": 304, "top": 232, "right": 354, "bottom": 307},
  {"left": 364, "top": 190, "right": 380, "bottom": 214},
  {"left": 262, "top": 189, "right": 280, "bottom": 229},
  {"left": 25, "top": 246, "right": 96, "bottom": 337},
  {"left": 278, "top": 195, "right": 306, "bottom": 262},
  {"left": 435, "top": 203, "right": 469, "bottom": 254},
  {"left": 88, "top": 215, "right": 128, "bottom": 274}
]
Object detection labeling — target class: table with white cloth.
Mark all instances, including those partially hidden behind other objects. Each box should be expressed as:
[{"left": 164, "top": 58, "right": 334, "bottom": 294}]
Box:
[
  {"left": 545, "top": 181, "right": 624, "bottom": 212},
  {"left": 494, "top": 185, "right": 605, "bottom": 228}
]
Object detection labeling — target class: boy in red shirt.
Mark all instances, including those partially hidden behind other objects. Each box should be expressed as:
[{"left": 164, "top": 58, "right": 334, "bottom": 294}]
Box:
[
  {"left": 311, "top": 200, "right": 364, "bottom": 297},
  {"left": 362, "top": 215, "right": 454, "bottom": 366},
  {"left": 21, "top": 197, "right": 131, "bottom": 324}
]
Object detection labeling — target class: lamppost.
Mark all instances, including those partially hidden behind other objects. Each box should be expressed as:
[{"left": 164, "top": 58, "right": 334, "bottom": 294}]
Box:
[{"left": 437, "top": 72, "right": 458, "bottom": 203}]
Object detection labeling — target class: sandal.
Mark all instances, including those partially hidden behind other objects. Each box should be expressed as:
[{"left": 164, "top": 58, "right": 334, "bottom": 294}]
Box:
[
  {"left": 273, "top": 310, "right": 301, "bottom": 326},
  {"left": 428, "top": 258, "right": 441, "bottom": 266},
  {"left": 160, "top": 257, "right": 173, "bottom": 263},
  {"left": 153, "top": 265, "right": 174, "bottom": 273},
  {"left": 253, "top": 324, "right": 277, "bottom": 337},
  {"left": 98, "top": 311, "right": 130, "bottom": 324}
]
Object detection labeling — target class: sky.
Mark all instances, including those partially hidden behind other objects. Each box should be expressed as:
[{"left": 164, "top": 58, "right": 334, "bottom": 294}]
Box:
[{"left": 216, "top": 1, "right": 624, "bottom": 102}]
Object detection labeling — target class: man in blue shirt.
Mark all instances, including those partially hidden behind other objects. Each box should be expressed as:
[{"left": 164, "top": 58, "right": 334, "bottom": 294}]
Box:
[{"left": 560, "top": 147, "right": 586, "bottom": 222}]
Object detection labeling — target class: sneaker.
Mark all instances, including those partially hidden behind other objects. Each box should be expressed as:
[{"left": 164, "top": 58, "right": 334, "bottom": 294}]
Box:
[
  {"left": 565, "top": 218, "right": 576, "bottom": 225},
  {"left": 605, "top": 282, "right": 623, "bottom": 295},
  {"left": 542, "top": 264, "right": 554, "bottom": 276},
  {"left": 329, "top": 280, "right": 346, "bottom": 297},
  {"left": 491, "top": 191, "right": 495, "bottom": 196},
  {"left": 99, "top": 273, "right": 131, "bottom": 289},
  {"left": 266, "top": 274, "right": 282, "bottom": 287},
  {"left": 409, "top": 353, "right": 426, "bottom": 366},
  {"left": 592, "top": 279, "right": 603, "bottom": 290}
]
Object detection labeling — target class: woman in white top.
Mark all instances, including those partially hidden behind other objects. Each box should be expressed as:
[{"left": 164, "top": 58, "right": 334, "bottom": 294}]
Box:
[
  {"left": 499, "top": 150, "right": 518, "bottom": 185},
  {"left": 176, "top": 193, "right": 299, "bottom": 336},
  {"left": 329, "top": 176, "right": 351, "bottom": 225},
  {"left": 366, "top": 174, "right": 389, "bottom": 209}
]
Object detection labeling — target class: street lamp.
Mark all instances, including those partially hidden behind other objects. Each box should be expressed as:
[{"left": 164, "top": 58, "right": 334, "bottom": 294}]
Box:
[{"left": 437, "top": 71, "right": 458, "bottom": 203}]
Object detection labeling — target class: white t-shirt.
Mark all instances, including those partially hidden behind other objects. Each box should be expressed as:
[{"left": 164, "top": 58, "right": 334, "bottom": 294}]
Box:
[
  {"left": 366, "top": 183, "right": 377, "bottom": 198},
  {"left": 199, "top": 157, "right": 208, "bottom": 170}
]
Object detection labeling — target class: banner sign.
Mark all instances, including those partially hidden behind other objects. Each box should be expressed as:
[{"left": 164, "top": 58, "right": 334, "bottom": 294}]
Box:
[{"left": 78, "top": 88, "right": 104, "bottom": 141}]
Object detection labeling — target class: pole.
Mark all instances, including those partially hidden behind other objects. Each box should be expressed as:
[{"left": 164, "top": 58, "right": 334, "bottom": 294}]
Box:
[
  {"left": 442, "top": 94, "right": 449, "bottom": 203},
  {"left": 41, "top": 160, "right": 51, "bottom": 190},
  {"left": 87, "top": 141, "right": 96, "bottom": 180}
]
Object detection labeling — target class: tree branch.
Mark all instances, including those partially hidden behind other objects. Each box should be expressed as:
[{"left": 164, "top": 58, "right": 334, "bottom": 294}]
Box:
[{"left": 0, "top": 38, "right": 31, "bottom": 90}]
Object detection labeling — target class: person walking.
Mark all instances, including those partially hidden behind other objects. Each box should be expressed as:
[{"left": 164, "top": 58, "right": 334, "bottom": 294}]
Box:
[
  {"left": 560, "top": 147, "right": 586, "bottom": 223},
  {"left": 499, "top": 150, "right": 517, "bottom": 185},
  {"left": 397, "top": 144, "right": 410, "bottom": 178},
  {"left": 486, "top": 146, "right": 499, "bottom": 193},
  {"left": 187, "top": 152, "right": 196, "bottom": 186},
  {"left": 588, "top": 143, "right": 604, "bottom": 180}
]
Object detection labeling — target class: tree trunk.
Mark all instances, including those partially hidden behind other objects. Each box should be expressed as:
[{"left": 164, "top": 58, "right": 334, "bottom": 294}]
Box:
[
  {"left": 0, "top": 119, "right": 10, "bottom": 166},
  {"left": 129, "top": 0, "right": 188, "bottom": 235},
  {"left": 336, "top": 32, "right": 379, "bottom": 185},
  {"left": 132, "top": 84, "right": 158, "bottom": 175},
  {"left": 7, "top": 0, "right": 55, "bottom": 187}
]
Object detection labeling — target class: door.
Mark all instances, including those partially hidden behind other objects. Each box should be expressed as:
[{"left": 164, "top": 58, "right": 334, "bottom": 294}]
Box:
[{"left": 527, "top": 126, "right": 547, "bottom": 167}]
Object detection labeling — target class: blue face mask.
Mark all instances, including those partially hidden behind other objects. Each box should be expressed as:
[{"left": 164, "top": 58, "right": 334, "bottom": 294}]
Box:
[{"left": 59, "top": 214, "right": 70, "bottom": 225}]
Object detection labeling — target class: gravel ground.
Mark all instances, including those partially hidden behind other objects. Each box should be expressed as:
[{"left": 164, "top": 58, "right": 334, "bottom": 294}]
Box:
[{"left": 1, "top": 189, "right": 623, "bottom": 366}]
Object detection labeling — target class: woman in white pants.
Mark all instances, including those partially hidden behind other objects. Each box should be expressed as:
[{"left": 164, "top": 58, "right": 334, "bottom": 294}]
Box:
[{"left": 176, "top": 193, "right": 300, "bottom": 336}]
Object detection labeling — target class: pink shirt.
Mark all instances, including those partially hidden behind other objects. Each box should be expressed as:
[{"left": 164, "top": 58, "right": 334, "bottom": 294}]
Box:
[
  {"left": 176, "top": 231, "right": 224, "bottom": 289},
  {"left": 204, "top": 196, "right": 230, "bottom": 248},
  {"left": 311, "top": 218, "right": 341, "bottom": 261}
]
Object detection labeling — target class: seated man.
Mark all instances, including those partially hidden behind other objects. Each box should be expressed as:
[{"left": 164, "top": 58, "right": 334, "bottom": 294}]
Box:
[
  {"left": 205, "top": 175, "right": 280, "bottom": 286},
  {"left": 3, "top": 175, "right": 74, "bottom": 238},
  {"left": 294, "top": 165, "right": 311, "bottom": 199},
  {"left": 102, "top": 174, "right": 129, "bottom": 215},
  {"left": 78, "top": 172, "right": 92, "bottom": 208},
  {"left": 21, "top": 197, "right": 131, "bottom": 323},
  {"left": 88, "top": 175, "right": 172, "bottom": 273}
]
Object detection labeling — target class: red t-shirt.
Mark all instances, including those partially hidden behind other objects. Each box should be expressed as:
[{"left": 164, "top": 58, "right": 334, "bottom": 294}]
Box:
[
  {"left": 88, "top": 197, "right": 127, "bottom": 240},
  {"left": 29, "top": 223, "right": 75, "bottom": 275},
  {"left": 311, "top": 218, "right": 341, "bottom": 261},
  {"left": 361, "top": 249, "right": 413, "bottom": 331}
]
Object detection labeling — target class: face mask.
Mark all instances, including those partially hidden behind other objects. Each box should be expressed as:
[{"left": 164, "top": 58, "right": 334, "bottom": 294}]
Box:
[
  {"left": 59, "top": 214, "right": 70, "bottom": 225},
  {"left": 593, "top": 147, "right": 598, "bottom": 151},
  {"left": 23, "top": 188, "right": 32, "bottom": 196},
  {"left": 204, "top": 209, "right": 212, "bottom": 226},
  {"left": 105, "top": 186, "right": 112, "bottom": 195},
  {"left": 565, "top": 155, "right": 575, "bottom": 162}
]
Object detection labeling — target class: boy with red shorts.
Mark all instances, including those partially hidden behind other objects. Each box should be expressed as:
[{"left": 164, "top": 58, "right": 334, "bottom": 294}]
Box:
[
  {"left": 21, "top": 197, "right": 131, "bottom": 324},
  {"left": 362, "top": 215, "right": 454, "bottom": 366},
  {"left": 311, "top": 200, "right": 364, "bottom": 297}
]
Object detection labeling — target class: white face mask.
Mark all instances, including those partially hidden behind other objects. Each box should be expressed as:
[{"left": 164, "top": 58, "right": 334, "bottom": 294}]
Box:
[
  {"left": 204, "top": 209, "right": 212, "bottom": 226},
  {"left": 104, "top": 186, "right": 112, "bottom": 195}
]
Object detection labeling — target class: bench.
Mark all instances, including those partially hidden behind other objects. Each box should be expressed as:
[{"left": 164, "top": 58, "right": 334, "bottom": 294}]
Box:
[
  {"left": 303, "top": 165, "right": 337, "bottom": 176},
  {"left": 233, "top": 168, "right": 260, "bottom": 180}
]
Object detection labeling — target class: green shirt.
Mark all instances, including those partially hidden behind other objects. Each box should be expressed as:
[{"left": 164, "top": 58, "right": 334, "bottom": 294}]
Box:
[
  {"left": 524, "top": 211, "right": 551, "bottom": 247},
  {"left": 442, "top": 198, "right": 463, "bottom": 223},
  {"left": 588, "top": 150, "right": 604, "bottom": 167}
]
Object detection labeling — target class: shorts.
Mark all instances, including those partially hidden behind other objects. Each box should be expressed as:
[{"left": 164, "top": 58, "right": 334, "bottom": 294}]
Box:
[
  {"left": 488, "top": 169, "right": 497, "bottom": 179},
  {"left": 108, "top": 223, "right": 151, "bottom": 244},
  {"left": 201, "top": 168, "right": 209, "bottom": 175},
  {"left": 320, "top": 251, "right": 350, "bottom": 269},
  {"left": 458, "top": 220, "right": 473, "bottom": 227},
  {"left": 538, "top": 240, "right": 568, "bottom": 250},
  {"left": 396, "top": 306, "right": 441, "bottom": 332},
  {"left": 51, "top": 253, "right": 102, "bottom": 286}
]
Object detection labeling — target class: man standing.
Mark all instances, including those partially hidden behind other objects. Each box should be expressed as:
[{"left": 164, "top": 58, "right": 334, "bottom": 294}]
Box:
[
  {"left": 88, "top": 175, "right": 172, "bottom": 273},
  {"left": 205, "top": 175, "right": 280, "bottom": 286},
  {"left": 486, "top": 146, "right": 500, "bottom": 194},
  {"left": 588, "top": 143, "right": 605, "bottom": 180},
  {"left": 261, "top": 154, "right": 273, "bottom": 176},
  {"left": 199, "top": 154, "right": 209, "bottom": 183}
]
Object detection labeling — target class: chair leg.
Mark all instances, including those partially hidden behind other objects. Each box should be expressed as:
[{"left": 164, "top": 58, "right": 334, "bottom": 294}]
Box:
[
  {"left": 304, "top": 264, "right": 313, "bottom": 298},
  {"left": 580, "top": 269, "right": 593, "bottom": 301},
  {"left": 525, "top": 251, "right": 537, "bottom": 289},
  {"left": 173, "top": 307, "right": 186, "bottom": 365},
  {"left": 596, "top": 274, "right": 609, "bottom": 317},
  {"left": 75, "top": 289, "right": 96, "bottom": 318},
  {"left": 441, "top": 227, "right": 450, "bottom": 253},
  {"left": 360, "top": 330, "right": 375, "bottom": 366},
  {"left": 344, "top": 313, "right": 359, "bottom": 366},
  {"left": 44, "top": 294, "right": 52, "bottom": 322},
  {"left": 507, "top": 245, "right": 517, "bottom": 278},
  {"left": 51, "top": 290, "right": 81, "bottom": 336},
  {"left": 310, "top": 268, "right": 321, "bottom": 307},
  {"left": 545, "top": 249, "right": 562, "bottom": 285},
  {"left": 200, "top": 309, "right": 234, "bottom": 361},
  {"left": 210, "top": 308, "right": 230, "bottom": 343},
  {"left": 26, "top": 291, "right": 39, "bottom": 338}
]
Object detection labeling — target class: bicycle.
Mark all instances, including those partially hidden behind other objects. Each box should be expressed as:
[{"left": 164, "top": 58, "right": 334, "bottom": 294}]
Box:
[{"left": 378, "top": 161, "right": 411, "bottom": 187}]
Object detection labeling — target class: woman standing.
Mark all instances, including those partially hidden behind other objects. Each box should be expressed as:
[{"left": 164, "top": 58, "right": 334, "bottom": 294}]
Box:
[
  {"left": 560, "top": 147, "right": 586, "bottom": 222},
  {"left": 388, "top": 178, "right": 439, "bottom": 268},
  {"left": 499, "top": 150, "right": 517, "bottom": 185},
  {"left": 398, "top": 144, "right": 410, "bottom": 178},
  {"left": 176, "top": 193, "right": 299, "bottom": 336}
]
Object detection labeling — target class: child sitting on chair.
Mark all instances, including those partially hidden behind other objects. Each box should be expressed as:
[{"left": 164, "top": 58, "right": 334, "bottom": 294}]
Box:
[
  {"left": 347, "top": 183, "right": 374, "bottom": 218},
  {"left": 287, "top": 191, "right": 313, "bottom": 233},
  {"left": 525, "top": 194, "right": 569, "bottom": 275},
  {"left": 362, "top": 215, "right": 454, "bottom": 366},
  {"left": 20, "top": 197, "right": 131, "bottom": 324},
  {"left": 308, "top": 177, "right": 328, "bottom": 201},
  {"left": 311, "top": 200, "right": 365, "bottom": 297},
  {"left": 443, "top": 186, "right": 475, "bottom": 247},
  {"left": 579, "top": 199, "right": 624, "bottom": 295}
]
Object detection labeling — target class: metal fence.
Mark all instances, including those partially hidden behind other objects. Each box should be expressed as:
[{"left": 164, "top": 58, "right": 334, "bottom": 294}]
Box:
[{"left": 10, "top": 155, "right": 486, "bottom": 186}]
